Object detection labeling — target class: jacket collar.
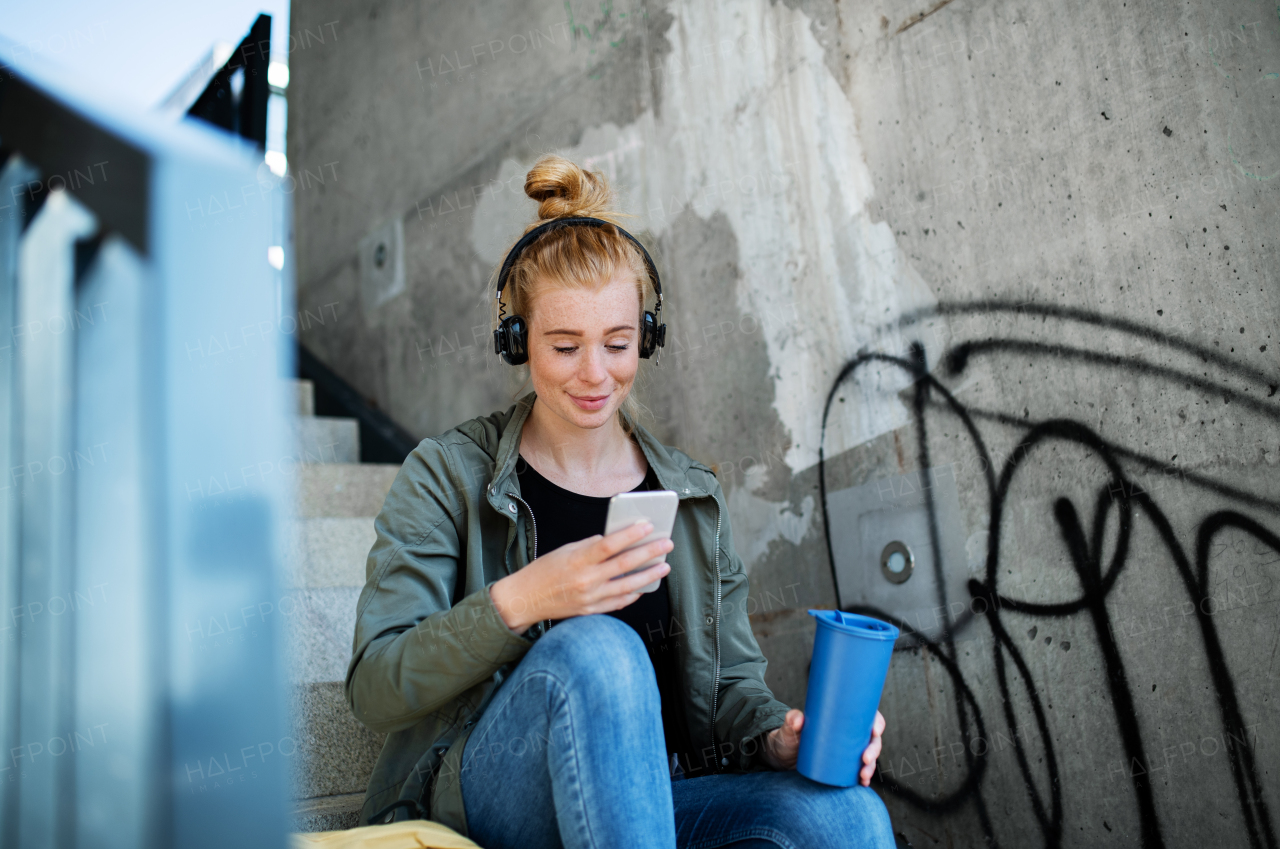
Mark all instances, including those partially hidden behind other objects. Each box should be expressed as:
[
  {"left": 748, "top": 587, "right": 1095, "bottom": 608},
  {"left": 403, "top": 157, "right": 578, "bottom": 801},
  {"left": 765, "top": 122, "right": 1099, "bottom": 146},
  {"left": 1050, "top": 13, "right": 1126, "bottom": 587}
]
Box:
[{"left": 485, "top": 391, "right": 714, "bottom": 511}]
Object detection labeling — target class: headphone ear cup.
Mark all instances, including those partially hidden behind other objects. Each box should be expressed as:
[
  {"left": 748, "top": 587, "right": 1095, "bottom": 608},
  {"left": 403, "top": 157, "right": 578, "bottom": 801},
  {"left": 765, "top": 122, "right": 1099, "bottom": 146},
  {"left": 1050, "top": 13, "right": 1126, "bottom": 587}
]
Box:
[
  {"left": 497, "top": 315, "right": 529, "bottom": 365},
  {"left": 638, "top": 311, "right": 655, "bottom": 359},
  {"left": 639, "top": 311, "right": 666, "bottom": 359}
]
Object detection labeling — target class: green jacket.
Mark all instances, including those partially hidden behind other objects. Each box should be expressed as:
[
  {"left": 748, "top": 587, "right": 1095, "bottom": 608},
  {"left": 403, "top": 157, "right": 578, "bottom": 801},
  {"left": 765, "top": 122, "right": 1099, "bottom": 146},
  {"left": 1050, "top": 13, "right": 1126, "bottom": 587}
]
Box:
[{"left": 345, "top": 391, "right": 791, "bottom": 836}]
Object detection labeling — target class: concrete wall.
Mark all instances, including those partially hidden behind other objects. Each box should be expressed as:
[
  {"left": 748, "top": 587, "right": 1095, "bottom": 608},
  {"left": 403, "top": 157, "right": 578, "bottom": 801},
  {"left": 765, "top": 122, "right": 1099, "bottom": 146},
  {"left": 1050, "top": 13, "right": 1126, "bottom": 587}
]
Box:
[{"left": 287, "top": 1, "right": 1280, "bottom": 845}]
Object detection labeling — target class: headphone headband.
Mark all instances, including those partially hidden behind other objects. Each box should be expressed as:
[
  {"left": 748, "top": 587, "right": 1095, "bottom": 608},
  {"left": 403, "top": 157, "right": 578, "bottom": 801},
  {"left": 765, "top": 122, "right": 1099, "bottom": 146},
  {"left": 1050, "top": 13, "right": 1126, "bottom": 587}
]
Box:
[
  {"left": 492, "top": 215, "right": 666, "bottom": 365},
  {"left": 494, "top": 216, "right": 662, "bottom": 309}
]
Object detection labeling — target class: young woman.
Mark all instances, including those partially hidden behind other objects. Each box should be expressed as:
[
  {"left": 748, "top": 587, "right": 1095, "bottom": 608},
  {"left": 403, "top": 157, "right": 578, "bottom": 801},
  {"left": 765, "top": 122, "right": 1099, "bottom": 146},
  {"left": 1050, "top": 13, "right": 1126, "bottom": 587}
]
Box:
[{"left": 346, "top": 155, "right": 893, "bottom": 849}]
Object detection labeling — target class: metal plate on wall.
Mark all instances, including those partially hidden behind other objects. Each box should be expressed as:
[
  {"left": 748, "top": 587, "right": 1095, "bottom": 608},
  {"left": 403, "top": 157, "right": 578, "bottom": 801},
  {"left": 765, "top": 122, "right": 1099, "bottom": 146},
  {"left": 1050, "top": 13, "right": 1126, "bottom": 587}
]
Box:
[
  {"left": 827, "top": 465, "right": 970, "bottom": 642},
  {"left": 357, "top": 216, "right": 404, "bottom": 320}
]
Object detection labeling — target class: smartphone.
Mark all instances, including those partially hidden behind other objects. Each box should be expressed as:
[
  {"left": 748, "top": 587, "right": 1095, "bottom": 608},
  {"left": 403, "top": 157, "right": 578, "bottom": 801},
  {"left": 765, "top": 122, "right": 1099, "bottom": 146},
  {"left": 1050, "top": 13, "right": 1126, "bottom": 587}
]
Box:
[{"left": 604, "top": 490, "right": 679, "bottom": 593}]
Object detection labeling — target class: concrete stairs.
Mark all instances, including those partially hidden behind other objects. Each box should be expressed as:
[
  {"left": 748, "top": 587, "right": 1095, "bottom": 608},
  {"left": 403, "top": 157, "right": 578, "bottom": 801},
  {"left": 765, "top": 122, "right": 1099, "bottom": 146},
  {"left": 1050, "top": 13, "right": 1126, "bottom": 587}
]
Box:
[{"left": 287, "top": 380, "right": 401, "bottom": 832}]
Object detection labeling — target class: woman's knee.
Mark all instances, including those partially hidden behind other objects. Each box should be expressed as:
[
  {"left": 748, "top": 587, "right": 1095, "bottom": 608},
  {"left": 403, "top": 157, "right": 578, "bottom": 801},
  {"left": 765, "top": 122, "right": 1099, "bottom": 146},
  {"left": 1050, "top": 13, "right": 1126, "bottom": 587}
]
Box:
[
  {"left": 843, "top": 785, "right": 894, "bottom": 845},
  {"left": 527, "top": 614, "right": 655, "bottom": 701},
  {"left": 771, "top": 779, "right": 895, "bottom": 848},
  {"left": 815, "top": 784, "right": 894, "bottom": 848}
]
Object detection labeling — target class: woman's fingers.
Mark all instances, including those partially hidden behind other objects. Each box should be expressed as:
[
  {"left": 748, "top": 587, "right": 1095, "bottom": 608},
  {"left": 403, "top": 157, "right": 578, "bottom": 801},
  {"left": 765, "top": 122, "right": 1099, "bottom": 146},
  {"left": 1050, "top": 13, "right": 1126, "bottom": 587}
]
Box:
[
  {"left": 863, "top": 734, "right": 883, "bottom": 763},
  {"left": 605, "top": 560, "right": 670, "bottom": 596},
  {"left": 859, "top": 746, "right": 878, "bottom": 786},
  {"left": 531, "top": 523, "right": 675, "bottom": 617},
  {"left": 601, "top": 536, "right": 674, "bottom": 579},
  {"left": 770, "top": 709, "right": 804, "bottom": 766},
  {"left": 590, "top": 590, "right": 643, "bottom": 614},
  {"left": 573, "top": 540, "right": 673, "bottom": 606},
  {"left": 589, "top": 520, "right": 653, "bottom": 561},
  {"left": 859, "top": 714, "right": 886, "bottom": 786}
]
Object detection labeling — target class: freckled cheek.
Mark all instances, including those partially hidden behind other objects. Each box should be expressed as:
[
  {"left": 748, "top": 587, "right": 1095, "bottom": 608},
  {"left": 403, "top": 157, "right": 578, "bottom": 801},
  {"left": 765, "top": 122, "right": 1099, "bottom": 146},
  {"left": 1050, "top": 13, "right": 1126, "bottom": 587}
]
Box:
[
  {"left": 530, "top": 352, "right": 573, "bottom": 389},
  {"left": 610, "top": 361, "right": 638, "bottom": 388}
]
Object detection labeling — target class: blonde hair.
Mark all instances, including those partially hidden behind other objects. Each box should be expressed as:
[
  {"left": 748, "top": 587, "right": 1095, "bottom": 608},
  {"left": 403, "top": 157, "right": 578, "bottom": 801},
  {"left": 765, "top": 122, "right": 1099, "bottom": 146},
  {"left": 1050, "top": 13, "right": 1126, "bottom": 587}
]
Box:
[{"left": 489, "top": 154, "right": 657, "bottom": 434}]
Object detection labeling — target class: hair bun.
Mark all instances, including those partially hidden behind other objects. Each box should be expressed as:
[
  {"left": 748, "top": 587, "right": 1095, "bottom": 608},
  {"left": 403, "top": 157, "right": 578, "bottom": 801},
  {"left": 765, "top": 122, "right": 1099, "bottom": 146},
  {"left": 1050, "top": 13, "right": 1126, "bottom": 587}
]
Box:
[{"left": 524, "top": 153, "right": 615, "bottom": 221}]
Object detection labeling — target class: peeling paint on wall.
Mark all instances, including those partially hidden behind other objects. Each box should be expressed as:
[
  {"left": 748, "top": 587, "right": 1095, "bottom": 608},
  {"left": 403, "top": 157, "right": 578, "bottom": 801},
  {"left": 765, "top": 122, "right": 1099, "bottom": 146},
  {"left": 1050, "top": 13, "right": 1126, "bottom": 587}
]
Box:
[{"left": 727, "top": 463, "right": 815, "bottom": 573}]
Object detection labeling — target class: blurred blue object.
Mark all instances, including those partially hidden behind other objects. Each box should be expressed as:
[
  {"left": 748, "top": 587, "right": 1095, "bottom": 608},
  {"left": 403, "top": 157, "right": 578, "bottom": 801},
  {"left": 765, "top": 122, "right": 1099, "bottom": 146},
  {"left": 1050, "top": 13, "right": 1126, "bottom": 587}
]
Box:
[{"left": 0, "top": 32, "right": 293, "bottom": 849}]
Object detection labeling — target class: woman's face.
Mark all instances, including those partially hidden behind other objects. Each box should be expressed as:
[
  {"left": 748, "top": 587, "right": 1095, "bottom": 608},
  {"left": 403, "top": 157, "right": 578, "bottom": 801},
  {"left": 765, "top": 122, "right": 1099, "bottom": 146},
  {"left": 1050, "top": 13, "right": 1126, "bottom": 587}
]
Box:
[{"left": 525, "top": 270, "right": 642, "bottom": 431}]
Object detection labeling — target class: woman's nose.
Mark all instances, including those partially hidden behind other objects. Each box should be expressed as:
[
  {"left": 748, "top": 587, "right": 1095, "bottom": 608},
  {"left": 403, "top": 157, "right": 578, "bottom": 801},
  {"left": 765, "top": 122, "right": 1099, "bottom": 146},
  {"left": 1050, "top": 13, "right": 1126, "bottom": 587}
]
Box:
[{"left": 578, "top": 346, "right": 608, "bottom": 383}]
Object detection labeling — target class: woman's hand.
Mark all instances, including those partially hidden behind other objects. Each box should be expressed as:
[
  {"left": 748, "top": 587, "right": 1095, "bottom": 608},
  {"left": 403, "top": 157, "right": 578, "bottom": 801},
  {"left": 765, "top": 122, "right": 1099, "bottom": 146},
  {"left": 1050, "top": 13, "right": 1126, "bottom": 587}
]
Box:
[
  {"left": 760, "top": 708, "right": 804, "bottom": 770},
  {"left": 858, "top": 710, "right": 886, "bottom": 785},
  {"left": 489, "top": 520, "right": 672, "bottom": 633},
  {"left": 761, "top": 708, "right": 886, "bottom": 786}
]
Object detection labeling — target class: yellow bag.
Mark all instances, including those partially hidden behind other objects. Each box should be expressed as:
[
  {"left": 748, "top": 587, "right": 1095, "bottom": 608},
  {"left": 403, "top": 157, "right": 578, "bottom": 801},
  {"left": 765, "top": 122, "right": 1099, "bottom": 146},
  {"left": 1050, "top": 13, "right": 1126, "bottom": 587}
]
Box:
[{"left": 291, "top": 821, "right": 481, "bottom": 849}]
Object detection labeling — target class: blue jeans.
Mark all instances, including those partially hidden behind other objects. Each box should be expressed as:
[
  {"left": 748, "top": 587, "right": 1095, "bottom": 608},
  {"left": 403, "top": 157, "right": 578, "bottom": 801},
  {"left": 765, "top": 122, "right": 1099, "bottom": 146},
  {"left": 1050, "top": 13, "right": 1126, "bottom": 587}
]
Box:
[{"left": 458, "top": 614, "right": 895, "bottom": 849}]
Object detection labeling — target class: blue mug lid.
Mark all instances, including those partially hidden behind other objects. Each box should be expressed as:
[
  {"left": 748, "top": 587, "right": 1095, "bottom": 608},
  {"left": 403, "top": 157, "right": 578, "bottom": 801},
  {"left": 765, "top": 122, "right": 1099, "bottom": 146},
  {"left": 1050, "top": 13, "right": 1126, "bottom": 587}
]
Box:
[{"left": 807, "top": 609, "right": 900, "bottom": 641}]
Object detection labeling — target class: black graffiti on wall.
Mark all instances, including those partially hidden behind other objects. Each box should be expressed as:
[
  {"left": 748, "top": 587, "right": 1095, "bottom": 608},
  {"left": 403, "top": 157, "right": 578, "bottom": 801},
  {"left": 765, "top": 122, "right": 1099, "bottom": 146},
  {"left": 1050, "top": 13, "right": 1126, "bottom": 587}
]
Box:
[{"left": 817, "top": 301, "right": 1280, "bottom": 849}]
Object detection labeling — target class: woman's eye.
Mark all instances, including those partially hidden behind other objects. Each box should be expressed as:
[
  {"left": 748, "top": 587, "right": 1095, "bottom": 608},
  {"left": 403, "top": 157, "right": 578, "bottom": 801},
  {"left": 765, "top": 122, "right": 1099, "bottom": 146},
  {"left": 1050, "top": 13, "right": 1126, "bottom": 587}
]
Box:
[{"left": 552, "top": 343, "right": 628, "bottom": 354}]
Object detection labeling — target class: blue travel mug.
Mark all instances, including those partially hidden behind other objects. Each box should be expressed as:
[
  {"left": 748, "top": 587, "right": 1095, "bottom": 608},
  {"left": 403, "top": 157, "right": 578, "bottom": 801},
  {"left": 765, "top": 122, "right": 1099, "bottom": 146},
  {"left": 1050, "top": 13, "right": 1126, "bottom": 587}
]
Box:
[{"left": 796, "top": 610, "right": 899, "bottom": 786}]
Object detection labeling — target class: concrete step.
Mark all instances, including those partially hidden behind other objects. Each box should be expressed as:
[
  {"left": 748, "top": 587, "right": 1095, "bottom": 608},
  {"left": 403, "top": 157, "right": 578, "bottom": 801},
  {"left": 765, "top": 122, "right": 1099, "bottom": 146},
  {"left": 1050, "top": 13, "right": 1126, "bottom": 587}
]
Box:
[
  {"left": 289, "top": 681, "right": 385, "bottom": 802},
  {"left": 293, "top": 417, "right": 360, "bottom": 464},
  {"left": 285, "top": 590, "right": 381, "bottom": 831},
  {"left": 284, "top": 450, "right": 402, "bottom": 827},
  {"left": 286, "top": 518, "right": 375, "bottom": 590},
  {"left": 292, "top": 793, "right": 365, "bottom": 833},
  {"left": 296, "top": 463, "right": 400, "bottom": 518},
  {"left": 285, "top": 586, "right": 363, "bottom": 685}
]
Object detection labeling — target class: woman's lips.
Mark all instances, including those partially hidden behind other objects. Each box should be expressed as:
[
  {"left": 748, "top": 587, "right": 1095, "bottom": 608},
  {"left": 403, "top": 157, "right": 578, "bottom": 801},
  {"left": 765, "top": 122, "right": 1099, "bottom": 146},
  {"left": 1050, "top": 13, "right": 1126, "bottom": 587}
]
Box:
[{"left": 569, "top": 393, "right": 610, "bottom": 411}]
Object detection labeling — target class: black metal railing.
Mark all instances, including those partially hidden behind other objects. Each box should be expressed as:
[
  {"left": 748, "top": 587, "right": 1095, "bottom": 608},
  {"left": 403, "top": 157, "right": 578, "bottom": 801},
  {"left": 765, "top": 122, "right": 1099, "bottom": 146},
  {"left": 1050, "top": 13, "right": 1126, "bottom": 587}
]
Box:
[
  {"left": 299, "top": 343, "right": 419, "bottom": 463},
  {"left": 187, "top": 14, "right": 272, "bottom": 147}
]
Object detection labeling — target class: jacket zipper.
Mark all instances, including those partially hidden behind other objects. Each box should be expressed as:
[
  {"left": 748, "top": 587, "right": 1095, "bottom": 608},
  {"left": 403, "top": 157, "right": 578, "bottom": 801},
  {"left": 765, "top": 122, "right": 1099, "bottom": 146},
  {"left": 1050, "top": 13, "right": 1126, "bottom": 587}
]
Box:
[
  {"left": 710, "top": 497, "right": 722, "bottom": 771},
  {"left": 509, "top": 492, "right": 552, "bottom": 633}
]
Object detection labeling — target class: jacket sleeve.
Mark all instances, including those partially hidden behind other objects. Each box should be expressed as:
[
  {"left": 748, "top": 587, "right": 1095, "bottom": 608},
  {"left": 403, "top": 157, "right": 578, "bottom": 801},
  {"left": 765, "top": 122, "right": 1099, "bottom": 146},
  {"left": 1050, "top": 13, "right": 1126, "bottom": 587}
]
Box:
[
  {"left": 705, "top": 473, "right": 793, "bottom": 771},
  {"left": 345, "top": 437, "right": 533, "bottom": 735}
]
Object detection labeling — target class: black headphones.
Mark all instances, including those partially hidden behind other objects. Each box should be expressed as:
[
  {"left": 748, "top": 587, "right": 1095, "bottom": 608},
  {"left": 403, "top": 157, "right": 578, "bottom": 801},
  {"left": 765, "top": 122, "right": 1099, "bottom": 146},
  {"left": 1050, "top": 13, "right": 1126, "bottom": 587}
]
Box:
[{"left": 492, "top": 216, "right": 667, "bottom": 365}]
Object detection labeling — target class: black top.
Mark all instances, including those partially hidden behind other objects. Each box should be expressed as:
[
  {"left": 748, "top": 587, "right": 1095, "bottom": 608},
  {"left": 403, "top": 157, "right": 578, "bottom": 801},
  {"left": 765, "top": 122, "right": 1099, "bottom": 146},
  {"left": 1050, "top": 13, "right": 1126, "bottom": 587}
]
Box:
[{"left": 516, "top": 454, "right": 708, "bottom": 779}]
